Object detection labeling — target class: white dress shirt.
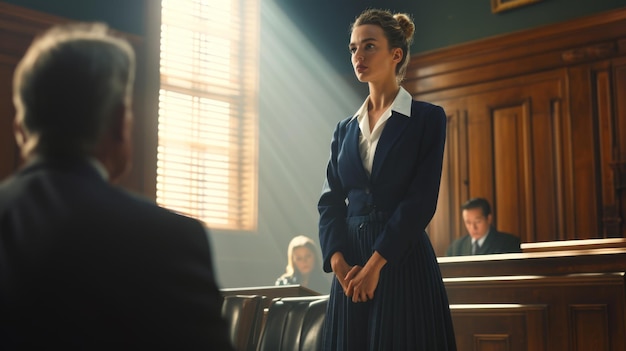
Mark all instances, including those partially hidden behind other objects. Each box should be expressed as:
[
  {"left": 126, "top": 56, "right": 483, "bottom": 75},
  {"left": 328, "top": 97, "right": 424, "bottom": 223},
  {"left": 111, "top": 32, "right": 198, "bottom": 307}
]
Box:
[{"left": 351, "top": 87, "right": 413, "bottom": 176}]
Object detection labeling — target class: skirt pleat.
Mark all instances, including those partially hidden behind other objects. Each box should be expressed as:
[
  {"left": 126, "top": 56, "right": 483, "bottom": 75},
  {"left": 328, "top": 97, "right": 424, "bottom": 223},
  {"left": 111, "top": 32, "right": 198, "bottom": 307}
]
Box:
[{"left": 322, "top": 213, "right": 457, "bottom": 351}]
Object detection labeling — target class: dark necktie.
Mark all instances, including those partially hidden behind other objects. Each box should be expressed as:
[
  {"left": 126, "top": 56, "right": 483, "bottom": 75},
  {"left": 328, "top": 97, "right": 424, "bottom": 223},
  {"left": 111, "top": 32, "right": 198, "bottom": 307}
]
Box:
[{"left": 471, "top": 241, "right": 479, "bottom": 255}]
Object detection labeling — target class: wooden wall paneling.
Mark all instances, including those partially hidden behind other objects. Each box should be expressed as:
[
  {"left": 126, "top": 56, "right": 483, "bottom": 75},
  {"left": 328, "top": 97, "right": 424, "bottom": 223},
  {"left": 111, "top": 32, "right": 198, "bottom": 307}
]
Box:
[
  {"left": 449, "top": 304, "right": 547, "bottom": 351},
  {"left": 612, "top": 57, "right": 626, "bottom": 236},
  {"left": 443, "top": 270, "right": 626, "bottom": 351},
  {"left": 550, "top": 98, "right": 569, "bottom": 240},
  {"left": 425, "top": 98, "right": 471, "bottom": 255},
  {"left": 530, "top": 94, "right": 564, "bottom": 243},
  {"left": 405, "top": 9, "right": 626, "bottom": 94},
  {"left": 492, "top": 103, "right": 532, "bottom": 239},
  {"left": 0, "top": 55, "right": 19, "bottom": 181},
  {"left": 422, "top": 71, "right": 564, "bottom": 245},
  {"left": 479, "top": 78, "right": 564, "bottom": 243},
  {"left": 428, "top": 106, "right": 468, "bottom": 255},
  {"left": 569, "top": 304, "right": 610, "bottom": 351},
  {"left": 467, "top": 96, "right": 495, "bottom": 204},
  {"left": 567, "top": 64, "right": 602, "bottom": 239},
  {"left": 408, "top": 7, "right": 626, "bottom": 243},
  {"left": 593, "top": 61, "right": 621, "bottom": 237},
  {"left": 0, "top": 4, "right": 60, "bottom": 182}
]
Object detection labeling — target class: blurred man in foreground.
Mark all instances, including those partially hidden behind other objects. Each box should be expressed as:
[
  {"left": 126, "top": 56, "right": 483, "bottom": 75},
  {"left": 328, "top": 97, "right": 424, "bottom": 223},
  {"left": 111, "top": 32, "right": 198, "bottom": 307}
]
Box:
[{"left": 0, "top": 22, "right": 233, "bottom": 350}]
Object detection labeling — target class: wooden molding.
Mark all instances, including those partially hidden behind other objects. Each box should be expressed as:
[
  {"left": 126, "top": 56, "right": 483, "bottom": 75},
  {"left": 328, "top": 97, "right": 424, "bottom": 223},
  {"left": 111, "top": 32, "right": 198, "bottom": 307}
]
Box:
[
  {"left": 491, "top": 0, "right": 543, "bottom": 14},
  {"left": 406, "top": 7, "right": 626, "bottom": 94}
]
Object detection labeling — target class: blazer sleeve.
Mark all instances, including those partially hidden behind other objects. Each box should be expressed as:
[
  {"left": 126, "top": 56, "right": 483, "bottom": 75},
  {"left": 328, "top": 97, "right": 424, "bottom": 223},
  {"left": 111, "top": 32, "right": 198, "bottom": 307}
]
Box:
[
  {"left": 372, "top": 104, "right": 447, "bottom": 265},
  {"left": 318, "top": 119, "right": 349, "bottom": 273}
]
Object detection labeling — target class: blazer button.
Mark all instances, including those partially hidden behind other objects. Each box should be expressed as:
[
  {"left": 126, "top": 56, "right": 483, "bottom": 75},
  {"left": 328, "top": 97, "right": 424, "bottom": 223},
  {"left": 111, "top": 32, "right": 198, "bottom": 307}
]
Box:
[{"left": 365, "top": 188, "right": 370, "bottom": 194}]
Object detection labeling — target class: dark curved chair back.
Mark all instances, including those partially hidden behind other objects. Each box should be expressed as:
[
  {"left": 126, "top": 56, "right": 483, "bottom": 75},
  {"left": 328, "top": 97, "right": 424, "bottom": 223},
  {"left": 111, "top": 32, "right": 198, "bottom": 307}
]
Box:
[
  {"left": 256, "top": 295, "right": 329, "bottom": 351},
  {"left": 221, "top": 294, "right": 265, "bottom": 351}
]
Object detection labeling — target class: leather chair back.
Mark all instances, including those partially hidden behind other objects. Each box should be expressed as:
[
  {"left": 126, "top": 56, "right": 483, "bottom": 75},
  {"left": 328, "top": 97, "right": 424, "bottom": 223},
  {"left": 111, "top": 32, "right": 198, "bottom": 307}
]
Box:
[
  {"left": 221, "top": 294, "right": 265, "bottom": 351},
  {"left": 256, "top": 295, "right": 329, "bottom": 351}
]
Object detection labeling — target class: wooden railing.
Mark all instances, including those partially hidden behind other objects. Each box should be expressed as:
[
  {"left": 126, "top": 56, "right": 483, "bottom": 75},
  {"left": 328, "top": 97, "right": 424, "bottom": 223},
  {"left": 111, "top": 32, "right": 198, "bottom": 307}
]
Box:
[{"left": 439, "top": 245, "right": 626, "bottom": 351}]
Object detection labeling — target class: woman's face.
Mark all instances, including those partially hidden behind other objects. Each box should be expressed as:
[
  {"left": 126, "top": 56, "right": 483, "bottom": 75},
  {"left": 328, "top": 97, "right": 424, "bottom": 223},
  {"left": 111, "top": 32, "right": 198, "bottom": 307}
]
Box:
[
  {"left": 292, "top": 246, "right": 315, "bottom": 275},
  {"left": 349, "top": 24, "right": 401, "bottom": 83}
]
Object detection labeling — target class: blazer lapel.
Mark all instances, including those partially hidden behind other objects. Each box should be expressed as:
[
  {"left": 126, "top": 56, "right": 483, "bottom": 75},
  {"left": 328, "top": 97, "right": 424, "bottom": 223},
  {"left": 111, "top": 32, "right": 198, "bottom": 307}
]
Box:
[
  {"left": 479, "top": 228, "right": 497, "bottom": 254},
  {"left": 370, "top": 113, "right": 409, "bottom": 181},
  {"left": 463, "top": 237, "right": 473, "bottom": 256},
  {"left": 344, "top": 119, "right": 369, "bottom": 182}
]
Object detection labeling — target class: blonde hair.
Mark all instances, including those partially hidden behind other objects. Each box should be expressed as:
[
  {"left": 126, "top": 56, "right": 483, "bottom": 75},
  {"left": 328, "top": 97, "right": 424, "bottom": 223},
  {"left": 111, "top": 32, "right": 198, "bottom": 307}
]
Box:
[{"left": 281, "top": 235, "right": 319, "bottom": 278}]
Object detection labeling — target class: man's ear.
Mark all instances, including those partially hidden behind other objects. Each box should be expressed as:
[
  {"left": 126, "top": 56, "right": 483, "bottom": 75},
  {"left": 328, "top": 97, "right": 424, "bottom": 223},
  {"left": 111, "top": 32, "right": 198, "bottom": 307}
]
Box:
[
  {"left": 103, "top": 102, "right": 133, "bottom": 183},
  {"left": 13, "top": 116, "right": 38, "bottom": 159},
  {"left": 13, "top": 117, "right": 26, "bottom": 148},
  {"left": 110, "top": 103, "right": 128, "bottom": 142}
]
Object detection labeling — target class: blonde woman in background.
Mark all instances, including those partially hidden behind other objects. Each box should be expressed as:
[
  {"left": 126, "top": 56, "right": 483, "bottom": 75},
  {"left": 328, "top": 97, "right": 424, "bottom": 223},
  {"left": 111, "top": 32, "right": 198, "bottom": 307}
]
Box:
[{"left": 275, "top": 235, "right": 330, "bottom": 294}]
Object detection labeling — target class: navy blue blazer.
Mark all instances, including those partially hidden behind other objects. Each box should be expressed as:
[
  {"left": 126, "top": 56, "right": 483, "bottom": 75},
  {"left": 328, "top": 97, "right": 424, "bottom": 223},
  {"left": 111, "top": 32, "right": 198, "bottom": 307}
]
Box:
[
  {"left": 318, "top": 101, "right": 447, "bottom": 272},
  {"left": 0, "top": 158, "right": 233, "bottom": 350},
  {"left": 445, "top": 227, "right": 522, "bottom": 256}
]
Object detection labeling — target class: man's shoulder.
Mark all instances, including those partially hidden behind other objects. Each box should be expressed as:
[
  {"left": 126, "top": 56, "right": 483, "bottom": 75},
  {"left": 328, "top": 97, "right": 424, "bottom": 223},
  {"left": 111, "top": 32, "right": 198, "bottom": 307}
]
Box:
[
  {"left": 493, "top": 230, "right": 521, "bottom": 243},
  {"left": 451, "top": 234, "right": 471, "bottom": 245},
  {"left": 445, "top": 235, "right": 471, "bottom": 256},
  {"left": 110, "top": 187, "right": 204, "bottom": 232},
  {"left": 489, "top": 230, "right": 522, "bottom": 253}
]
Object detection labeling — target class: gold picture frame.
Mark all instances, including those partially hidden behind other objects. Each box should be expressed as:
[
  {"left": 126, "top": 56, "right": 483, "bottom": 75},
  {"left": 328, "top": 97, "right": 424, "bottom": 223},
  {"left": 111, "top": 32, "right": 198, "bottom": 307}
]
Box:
[{"left": 491, "top": 0, "right": 543, "bottom": 13}]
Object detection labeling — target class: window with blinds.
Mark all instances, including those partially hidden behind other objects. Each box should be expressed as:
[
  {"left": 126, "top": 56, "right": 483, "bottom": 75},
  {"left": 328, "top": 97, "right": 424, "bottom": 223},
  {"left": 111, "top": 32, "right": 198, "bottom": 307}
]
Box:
[{"left": 157, "top": 0, "right": 259, "bottom": 231}]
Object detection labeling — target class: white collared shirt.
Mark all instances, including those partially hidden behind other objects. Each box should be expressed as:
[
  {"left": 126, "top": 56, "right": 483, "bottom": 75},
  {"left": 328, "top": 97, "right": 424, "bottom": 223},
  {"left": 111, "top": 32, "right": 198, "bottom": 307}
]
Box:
[
  {"left": 472, "top": 231, "right": 490, "bottom": 248},
  {"left": 351, "top": 87, "right": 413, "bottom": 176}
]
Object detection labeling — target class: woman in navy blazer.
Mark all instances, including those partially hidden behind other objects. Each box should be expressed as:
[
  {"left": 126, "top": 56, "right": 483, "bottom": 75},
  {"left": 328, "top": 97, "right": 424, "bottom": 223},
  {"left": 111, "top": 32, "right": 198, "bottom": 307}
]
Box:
[{"left": 318, "top": 9, "right": 457, "bottom": 350}]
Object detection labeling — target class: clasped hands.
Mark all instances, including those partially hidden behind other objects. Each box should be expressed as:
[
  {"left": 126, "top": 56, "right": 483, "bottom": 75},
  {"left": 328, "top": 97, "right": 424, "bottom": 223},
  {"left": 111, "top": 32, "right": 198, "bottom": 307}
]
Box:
[{"left": 330, "top": 251, "right": 387, "bottom": 303}]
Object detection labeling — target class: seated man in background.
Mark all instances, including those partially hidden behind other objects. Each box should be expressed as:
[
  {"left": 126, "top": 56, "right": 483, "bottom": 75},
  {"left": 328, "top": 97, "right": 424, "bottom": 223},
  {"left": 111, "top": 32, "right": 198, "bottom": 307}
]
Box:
[
  {"left": 0, "top": 22, "right": 233, "bottom": 350},
  {"left": 446, "top": 197, "right": 522, "bottom": 256}
]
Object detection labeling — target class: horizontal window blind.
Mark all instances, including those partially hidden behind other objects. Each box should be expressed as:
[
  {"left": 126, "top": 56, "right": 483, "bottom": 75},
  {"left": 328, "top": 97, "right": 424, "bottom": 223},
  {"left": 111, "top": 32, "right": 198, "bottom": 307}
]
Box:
[{"left": 158, "top": 0, "right": 258, "bottom": 230}]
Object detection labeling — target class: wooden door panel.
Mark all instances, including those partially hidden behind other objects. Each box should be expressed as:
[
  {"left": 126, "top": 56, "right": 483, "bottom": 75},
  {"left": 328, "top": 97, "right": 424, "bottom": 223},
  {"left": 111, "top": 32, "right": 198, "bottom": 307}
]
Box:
[
  {"left": 0, "top": 56, "right": 19, "bottom": 181},
  {"left": 428, "top": 102, "right": 469, "bottom": 255},
  {"left": 492, "top": 104, "right": 530, "bottom": 238},
  {"left": 467, "top": 79, "right": 561, "bottom": 243},
  {"left": 419, "top": 71, "right": 565, "bottom": 247},
  {"left": 613, "top": 58, "right": 626, "bottom": 237}
]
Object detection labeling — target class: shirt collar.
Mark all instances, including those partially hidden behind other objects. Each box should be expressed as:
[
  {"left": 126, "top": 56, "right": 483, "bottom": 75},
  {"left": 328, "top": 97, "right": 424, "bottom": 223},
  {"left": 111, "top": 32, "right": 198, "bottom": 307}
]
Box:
[
  {"left": 473, "top": 228, "right": 491, "bottom": 247},
  {"left": 350, "top": 86, "right": 412, "bottom": 122},
  {"left": 22, "top": 155, "right": 109, "bottom": 181},
  {"left": 88, "top": 157, "right": 109, "bottom": 181}
]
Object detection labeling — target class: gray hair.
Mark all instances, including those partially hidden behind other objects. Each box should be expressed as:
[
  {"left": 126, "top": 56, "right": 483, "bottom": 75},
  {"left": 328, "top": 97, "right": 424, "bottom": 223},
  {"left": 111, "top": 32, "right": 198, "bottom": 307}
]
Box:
[{"left": 13, "top": 22, "right": 136, "bottom": 157}]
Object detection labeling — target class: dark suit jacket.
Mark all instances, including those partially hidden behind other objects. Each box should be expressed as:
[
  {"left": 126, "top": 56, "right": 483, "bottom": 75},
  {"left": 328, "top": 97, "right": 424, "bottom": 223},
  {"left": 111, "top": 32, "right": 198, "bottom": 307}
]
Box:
[
  {"left": 0, "top": 158, "right": 233, "bottom": 350},
  {"left": 318, "top": 100, "right": 446, "bottom": 270},
  {"left": 445, "top": 227, "right": 522, "bottom": 256}
]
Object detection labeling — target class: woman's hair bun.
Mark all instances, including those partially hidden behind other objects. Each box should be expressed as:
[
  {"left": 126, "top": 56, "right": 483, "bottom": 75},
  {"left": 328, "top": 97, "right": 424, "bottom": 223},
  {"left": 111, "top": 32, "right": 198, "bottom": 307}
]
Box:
[{"left": 393, "top": 13, "right": 415, "bottom": 44}]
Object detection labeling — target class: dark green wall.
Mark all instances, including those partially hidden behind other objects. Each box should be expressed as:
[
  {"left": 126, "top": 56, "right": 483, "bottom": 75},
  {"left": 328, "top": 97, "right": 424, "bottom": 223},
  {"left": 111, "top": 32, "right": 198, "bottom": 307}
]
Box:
[
  {"left": 273, "top": 0, "right": 625, "bottom": 75},
  {"left": 378, "top": 0, "right": 626, "bottom": 54},
  {"left": 6, "top": 0, "right": 624, "bottom": 58},
  {"left": 1, "top": 0, "right": 147, "bottom": 35}
]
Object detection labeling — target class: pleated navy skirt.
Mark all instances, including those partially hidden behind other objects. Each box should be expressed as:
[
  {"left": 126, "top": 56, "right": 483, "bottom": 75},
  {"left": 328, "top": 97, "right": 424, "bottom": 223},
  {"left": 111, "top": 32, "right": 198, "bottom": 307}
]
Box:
[{"left": 322, "top": 212, "right": 457, "bottom": 351}]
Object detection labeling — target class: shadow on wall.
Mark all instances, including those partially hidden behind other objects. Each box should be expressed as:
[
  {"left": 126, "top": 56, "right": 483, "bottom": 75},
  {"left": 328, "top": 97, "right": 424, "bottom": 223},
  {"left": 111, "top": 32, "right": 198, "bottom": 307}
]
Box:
[{"left": 210, "top": 0, "right": 363, "bottom": 289}]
